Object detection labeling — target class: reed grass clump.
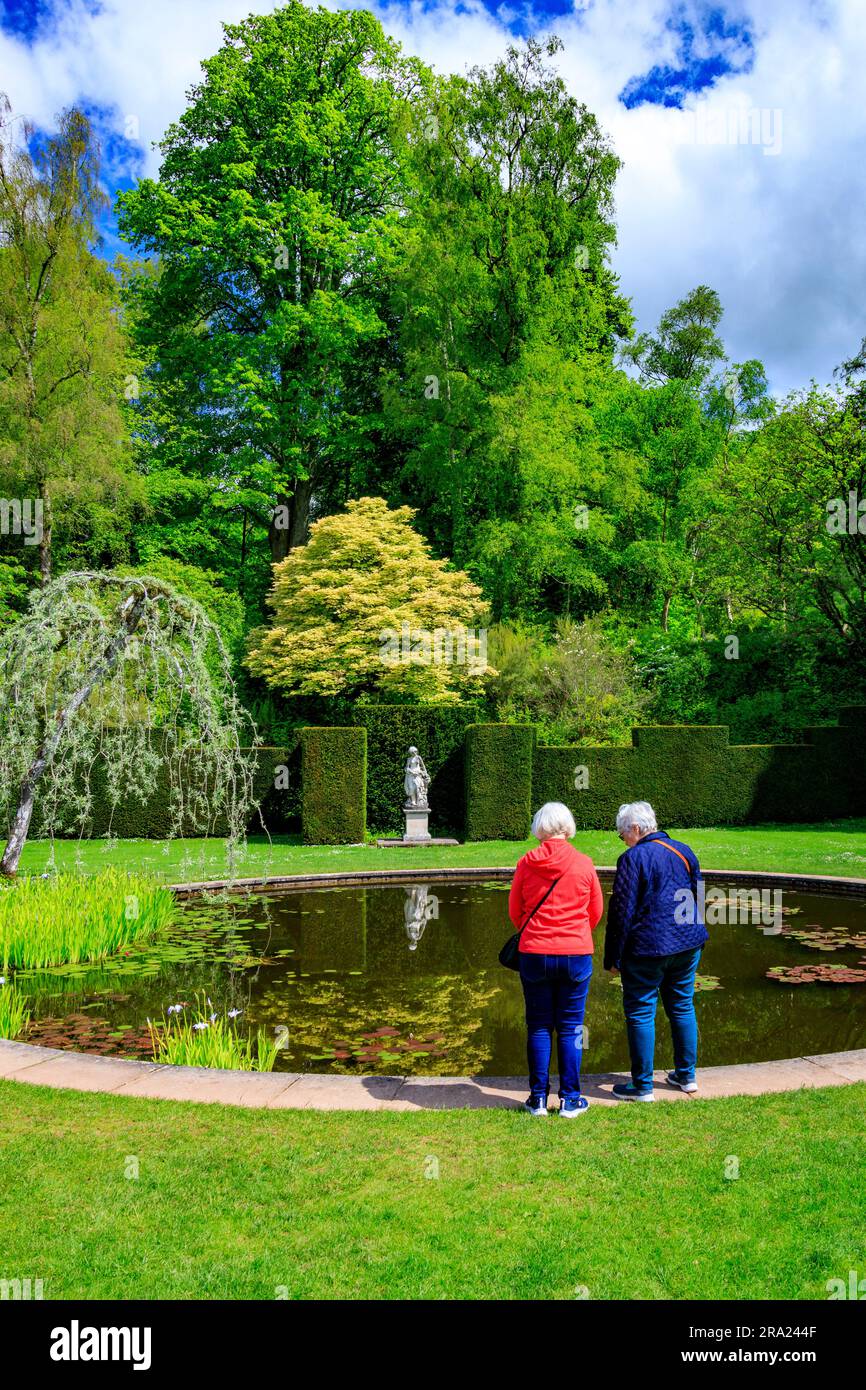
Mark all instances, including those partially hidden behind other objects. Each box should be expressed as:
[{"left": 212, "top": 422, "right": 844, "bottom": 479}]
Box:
[
  {"left": 0, "top": 978, "right": 30, "bottom": 1039},
  {"left": 148, "top": 995, "right": 280, "bottom": 1072},
  {"left": 0, "top": 869, "right": 176, "bottom": 970}
]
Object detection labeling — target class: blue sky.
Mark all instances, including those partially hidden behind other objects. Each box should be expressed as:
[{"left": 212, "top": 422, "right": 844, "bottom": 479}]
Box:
[
  {"left": 1, "top": 0, "right": 864, "bottom": 396},
  {"left": 0, "top": 0, "right": 100, "bottom": 39},
  {"left": 619, "top": 5, "right": 755, "bottom": 108}
]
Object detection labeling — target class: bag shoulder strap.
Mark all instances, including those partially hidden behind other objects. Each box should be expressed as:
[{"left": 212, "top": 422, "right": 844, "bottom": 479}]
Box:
[
  {"left": 655, "top": 838, "right": 700, "bottom": 900},
  {"left": 656, "top": 839, "right": 692, "bottom": 871},
  {"left": 518, "top": 875, "right": 562, "bottom": 937}
]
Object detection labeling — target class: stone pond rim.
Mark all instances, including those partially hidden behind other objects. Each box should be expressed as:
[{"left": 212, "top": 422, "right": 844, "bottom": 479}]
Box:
[
  {"left": 2, "top": 865, "right": 865, "bottom": 1109},
  {"left": 166, "top": 865, "right": 866, "bottom": 897}
]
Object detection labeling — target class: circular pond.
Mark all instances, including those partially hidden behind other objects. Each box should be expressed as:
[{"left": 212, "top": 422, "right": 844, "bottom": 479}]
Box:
[{"left": 15, "top": 878, "right": 866, "bottom": 1075}]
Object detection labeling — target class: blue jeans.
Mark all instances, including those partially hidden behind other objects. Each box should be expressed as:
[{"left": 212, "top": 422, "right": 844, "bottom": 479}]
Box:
[
  {"left": 519, "top": 953, "right": 593, "bottom": 1102},
  {"left": 619, "top": 946, "right": 702, "bottom": 1093}
]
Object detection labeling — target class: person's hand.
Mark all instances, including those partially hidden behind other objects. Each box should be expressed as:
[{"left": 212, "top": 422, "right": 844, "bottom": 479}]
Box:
[{"left": 606, "top": 966, "right": 620, "bottom": 976}]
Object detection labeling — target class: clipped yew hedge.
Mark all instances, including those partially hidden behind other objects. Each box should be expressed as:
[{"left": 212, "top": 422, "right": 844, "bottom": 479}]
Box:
[
  {"left": 531, "top": 717, "right": 866, "bottom": 833},
  {"left": 17, "top": 703, "right": 864, "bottom": 847},
  {"left": 464, "top": 723, "right": 535, "bottom": 840},
  {"left": 352, "top": 704, "right": 478, "bottom": 835},
  {"left": 26, "top": 742, "right": 298, "bottom": 840},
  {"left": 300, "top": 726, "right": 366, "bottom": 845}
]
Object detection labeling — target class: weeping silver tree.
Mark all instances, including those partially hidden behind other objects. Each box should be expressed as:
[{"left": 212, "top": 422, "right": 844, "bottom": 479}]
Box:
[{"left": 0, "top": 572, "right": 259, "bottom": 876}]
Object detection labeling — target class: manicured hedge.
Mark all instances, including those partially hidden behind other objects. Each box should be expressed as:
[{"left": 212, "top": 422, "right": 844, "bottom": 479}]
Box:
[
  {"left": 351, "top": 704, "right": 478, "bottom": 835},
  {"left": 464, "top": 724, "right": 535, "bottom": 840},
  {"left": 27, "top": 743, "right": 298, "bottom": 840},
  {"left": 300, "top": 726, "right": 366, "bottom": 845},
  {"left": 18, "top": 703, "right": 865, "bottom": 848},
  {"left": 531, "top": 719, "right": 866, "bottom": 833}
]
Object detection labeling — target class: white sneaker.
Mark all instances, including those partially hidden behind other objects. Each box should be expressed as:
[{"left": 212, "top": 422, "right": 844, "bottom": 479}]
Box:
[
  {"left": 667, "top": 1071, "right": 698, "bottom": 1093},
  {"left": 524, "top": 1098, "right": 548, "bottom": 1117}
]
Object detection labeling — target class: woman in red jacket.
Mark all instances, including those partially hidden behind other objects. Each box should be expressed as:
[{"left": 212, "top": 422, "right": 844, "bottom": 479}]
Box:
[{"left": 509, "top": 801, "right": 604, "bottom": 1117}]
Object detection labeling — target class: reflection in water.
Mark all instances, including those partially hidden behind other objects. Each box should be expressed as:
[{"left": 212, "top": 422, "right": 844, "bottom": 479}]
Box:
[
  {"left": 15, "top": 880, "right": 866, "bottom": 1077},
  {"left": 403, "top": 885, "right": 438, "bottom": 950}
]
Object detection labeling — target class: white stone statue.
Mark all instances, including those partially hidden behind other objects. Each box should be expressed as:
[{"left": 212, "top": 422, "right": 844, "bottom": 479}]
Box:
[{"left": 403, "top": 746, "right": 430, "bottom": 809}]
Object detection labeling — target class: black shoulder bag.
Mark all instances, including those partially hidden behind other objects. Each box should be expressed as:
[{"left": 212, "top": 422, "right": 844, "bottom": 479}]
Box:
[{"left": 498, "top": 876, "right": 562, "bottom": 971}]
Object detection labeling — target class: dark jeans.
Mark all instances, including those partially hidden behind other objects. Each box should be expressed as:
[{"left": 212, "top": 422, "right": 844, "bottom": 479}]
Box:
[
  {"left": 518, "top": 952, "right": 593, "bottom": 1102},
  {"left": 619, "top": 946, "right": 702, "bottom": 1094}
]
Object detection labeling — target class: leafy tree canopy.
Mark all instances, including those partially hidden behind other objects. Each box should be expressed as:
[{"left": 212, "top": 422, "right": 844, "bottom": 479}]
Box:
[
  {"left": 245, "top": 496, "right": 492, "bottom": 703},
  {"left": 118, "top": 1, "right": 428, "bottom": 593},
  {"left": 0, "top": 97, "right": 142, "bottom": 586}
]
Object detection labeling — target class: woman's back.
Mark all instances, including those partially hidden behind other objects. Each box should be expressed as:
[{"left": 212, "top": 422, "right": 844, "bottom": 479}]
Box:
[{"left": 509, "top": 838, "right": 604, "bottom": 955}]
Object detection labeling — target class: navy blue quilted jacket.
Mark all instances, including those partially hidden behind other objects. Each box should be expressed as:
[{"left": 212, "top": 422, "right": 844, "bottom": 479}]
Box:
[{"left": 603, "top": 831, "right": 708, "bottom": 969}]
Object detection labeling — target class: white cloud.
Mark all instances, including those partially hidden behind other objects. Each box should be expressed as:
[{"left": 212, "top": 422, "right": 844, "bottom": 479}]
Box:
[{"left": 1, "top": 0, "right": 863, "bottom": 394}]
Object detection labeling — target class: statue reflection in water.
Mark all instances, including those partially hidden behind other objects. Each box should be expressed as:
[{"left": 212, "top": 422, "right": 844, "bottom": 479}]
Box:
[{"left": 404, "top": 884, "right": 439, "bottom": 950}]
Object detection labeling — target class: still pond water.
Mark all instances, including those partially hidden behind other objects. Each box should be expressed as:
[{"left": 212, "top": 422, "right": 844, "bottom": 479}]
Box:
[{"left": 19, "top": 879, "right": 866, "bottom": 1076}]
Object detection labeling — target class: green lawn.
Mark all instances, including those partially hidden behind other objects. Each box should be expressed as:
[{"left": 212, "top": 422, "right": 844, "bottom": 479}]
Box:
[
  {"left": 15, "top": 818, "right": 866, "bottom": 883},
  {"left": 0, "top": 1078, "right": 862, "bottom": 1300}
]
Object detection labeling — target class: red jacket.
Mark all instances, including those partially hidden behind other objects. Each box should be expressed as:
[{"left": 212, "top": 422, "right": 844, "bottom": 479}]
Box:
[{"left": 509, "top": 838, "right": 604, "bottom": 955}]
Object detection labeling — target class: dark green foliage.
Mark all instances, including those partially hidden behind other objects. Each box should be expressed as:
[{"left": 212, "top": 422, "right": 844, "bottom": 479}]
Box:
[
  {"left": 352, "top": 705, "right": 478, "bottom": 835},
  {"left": 27, "top": 746, "right": 297, "bottom": 840},
  {"left": 26, "top": 707, "right": 866, "bottom": 846},
  {"left": 532, "top": 720, "right": 866, "bottom": 831},
  {"left": 300, "top": 727, "right": 366, "bottom": 845},
  {"left": 257, "top": 740, "right": 302, "bottom": 831},
  {"left": 465, "top": 724, "right": 535, "bottom": 840},
  {"left": 637, "top": 627, "right": 866, "bottom": 744}
]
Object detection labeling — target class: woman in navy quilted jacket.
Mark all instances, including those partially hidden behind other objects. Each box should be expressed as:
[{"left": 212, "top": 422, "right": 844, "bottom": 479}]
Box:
[{"left": 603, "top": 801, "right": 708, "bottom": 1101}]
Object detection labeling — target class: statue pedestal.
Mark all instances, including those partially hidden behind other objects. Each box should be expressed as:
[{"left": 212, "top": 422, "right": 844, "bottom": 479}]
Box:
[{"left": 403, "top": 804, "right": 432, "bottom": 842}]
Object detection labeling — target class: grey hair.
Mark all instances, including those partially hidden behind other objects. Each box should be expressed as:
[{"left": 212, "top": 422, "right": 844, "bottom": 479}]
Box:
[
  {"left": 616, "top": 801, "right": 658, "bottom": 836},
  {"left": 531, "top": 801, "right": 577, "bottom": 841}
]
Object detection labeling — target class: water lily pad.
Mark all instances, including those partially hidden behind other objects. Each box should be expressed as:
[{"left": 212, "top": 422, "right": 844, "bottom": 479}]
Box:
[
  {"left": 780, "top": 926, "right": 866, "bottom": 953},
  {"left": 767, "top": 962, "right": 866, "bottom": 985}
]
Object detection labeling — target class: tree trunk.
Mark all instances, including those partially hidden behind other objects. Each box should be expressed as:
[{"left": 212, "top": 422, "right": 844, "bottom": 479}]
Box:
[
  {"left": 0, "top": 587, "right": 146, "bottom": 876},
  {"left": 268, "top": 480, "right": 313, "bottom": 563},
  {"left": 0, "top": 780, "right": 40, "bottom": 881},
  {"left": 38, "top": 491, "right": 52, "bottom": 585},
  {"left": 287, "top": 477, "right": 312, "bottom": 550},
  {"left": 269, "top": 491, "right": 291, "bottom": 564}
]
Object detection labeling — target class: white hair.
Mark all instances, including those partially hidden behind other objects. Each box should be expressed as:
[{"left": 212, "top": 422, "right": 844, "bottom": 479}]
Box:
[
  {"left": 531, "top": 801, "right": 577, "bottom": 841},
  {"left": 616, "top": 801, "right": 658, "bottom": 835}
]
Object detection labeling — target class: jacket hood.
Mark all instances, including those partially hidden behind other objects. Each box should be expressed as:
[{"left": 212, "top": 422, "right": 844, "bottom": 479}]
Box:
[{"left": 521, "top": 837, "right": 577, "bottom": 880}]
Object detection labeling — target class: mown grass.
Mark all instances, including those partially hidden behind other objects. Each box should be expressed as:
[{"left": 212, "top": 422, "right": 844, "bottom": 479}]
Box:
[
  {"left": 14, "top": 819, "right": 866, "bottom": 884},
  {"left": 0, "top": 869, "right": 176, "bottom": 969},
  {"left": 0, "top": 1079, "right": 863, "bottom": 1300}
]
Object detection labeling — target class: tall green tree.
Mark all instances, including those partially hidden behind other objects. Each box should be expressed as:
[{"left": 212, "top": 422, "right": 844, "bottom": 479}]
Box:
[
  {"left": 621, "top": 284, "right": 725, "bottom": 387},
  {"left": 118, "top": 2, "right": 428, "bottom": 610},
  {"left": 608, "top": 289, "right": 769, "bottom": 633},
  {"left": 373, "top": 37, "right": 631, "bottom": 617},
  {"left": 604, "top": 373, "right": 718, "bottom": 630},
  {"left": 0, "top": 97, "right": 141, "bottom": 585},
  {"left": 707, "top": 384, "right": 866, "bottom": 659}
]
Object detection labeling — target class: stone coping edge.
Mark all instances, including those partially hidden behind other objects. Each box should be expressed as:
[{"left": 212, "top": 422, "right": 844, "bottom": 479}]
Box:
[
  {"left": 2, "top": 1039, "right": 865, "bottom": 1110},
  {"left": 4, "top": 866, "right": 864, "bottom": 1111},
  {"left": 168, "top": 866, "right": 866, "bottom": 897}
]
